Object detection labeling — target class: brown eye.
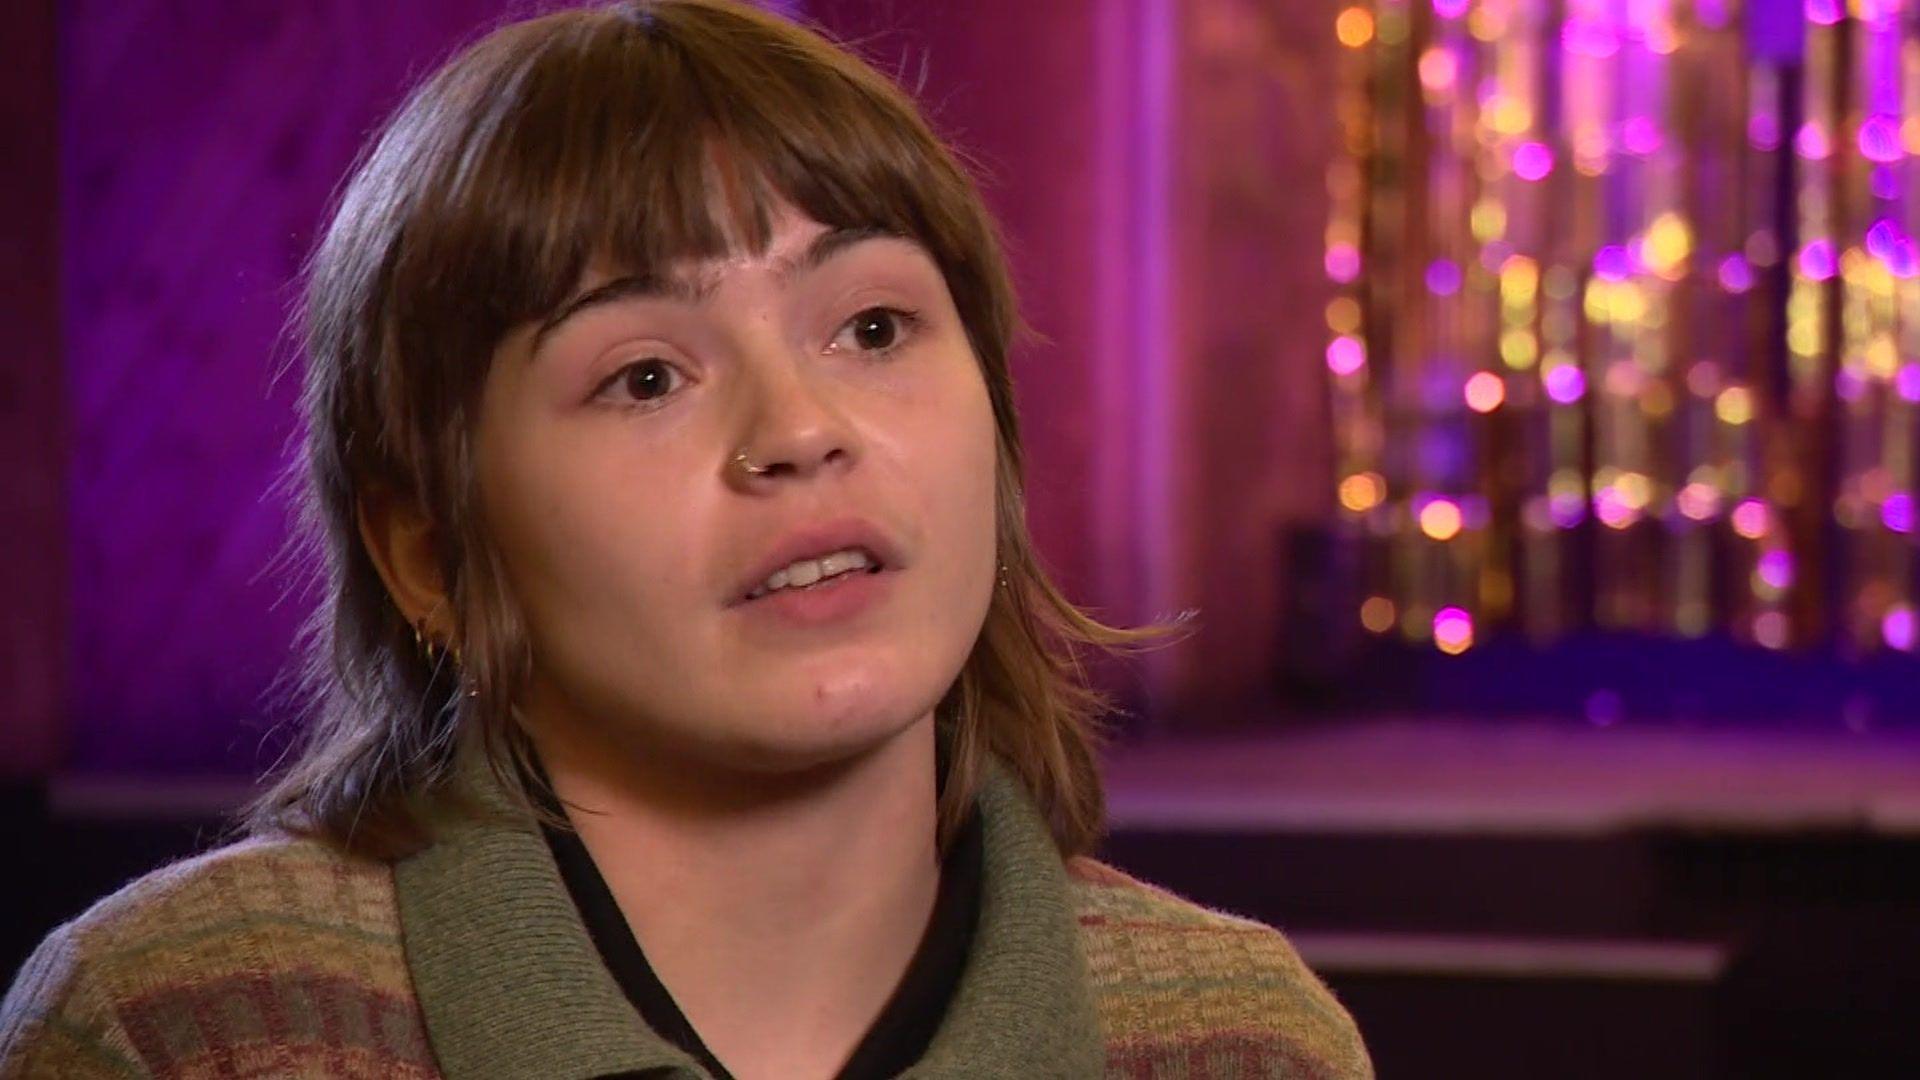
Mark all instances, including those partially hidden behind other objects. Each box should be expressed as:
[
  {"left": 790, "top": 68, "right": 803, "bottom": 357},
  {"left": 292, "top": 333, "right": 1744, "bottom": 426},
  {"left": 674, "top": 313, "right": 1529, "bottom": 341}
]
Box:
[
  {"left": 830, "top": 306, "right": 921, "bottom": 357},
  {"left": 600, "top": 357, "right": 684, "bottom": 407},
  {"left": 851, "top": 308, "right": 898, "bottom": 350}
]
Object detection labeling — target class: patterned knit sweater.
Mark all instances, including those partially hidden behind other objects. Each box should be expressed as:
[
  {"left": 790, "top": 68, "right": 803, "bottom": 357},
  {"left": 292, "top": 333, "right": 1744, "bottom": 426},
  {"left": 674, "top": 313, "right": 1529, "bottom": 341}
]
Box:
[{"left": 0, "top": 752, "right": 1372, "bottom": 1079}]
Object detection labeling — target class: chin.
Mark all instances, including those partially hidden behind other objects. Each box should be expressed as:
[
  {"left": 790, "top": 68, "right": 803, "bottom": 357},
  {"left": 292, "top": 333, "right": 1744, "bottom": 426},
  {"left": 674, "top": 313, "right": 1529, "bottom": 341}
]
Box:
[{"left": 709, "top": 697, "right": 932, "bottom": 776}]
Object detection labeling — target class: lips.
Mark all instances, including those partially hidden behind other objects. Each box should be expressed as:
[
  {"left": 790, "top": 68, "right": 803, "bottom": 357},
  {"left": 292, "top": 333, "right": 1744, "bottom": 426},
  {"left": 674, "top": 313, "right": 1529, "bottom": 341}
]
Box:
[{"left": 728, "top": 516, "right": 906, "bottom": 606}]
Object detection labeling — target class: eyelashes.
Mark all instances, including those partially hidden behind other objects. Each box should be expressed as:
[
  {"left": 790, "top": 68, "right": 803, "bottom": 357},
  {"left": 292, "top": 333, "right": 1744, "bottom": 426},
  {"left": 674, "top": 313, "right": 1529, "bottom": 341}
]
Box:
[
  {"left": 591, "top": 305, "right": 926, "bottom": 412},
  {"left": 827, "top": 306, "right": 923, "bottom": 359},
  {"left": 595, "top": 355, "right": 684, "bottom": 410}
]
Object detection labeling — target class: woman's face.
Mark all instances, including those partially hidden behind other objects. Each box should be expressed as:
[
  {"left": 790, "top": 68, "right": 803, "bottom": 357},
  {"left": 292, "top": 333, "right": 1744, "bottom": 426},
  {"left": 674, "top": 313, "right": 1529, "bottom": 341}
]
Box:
[{"left": 474, "top": 201, "right": 999, "bottom": 778}]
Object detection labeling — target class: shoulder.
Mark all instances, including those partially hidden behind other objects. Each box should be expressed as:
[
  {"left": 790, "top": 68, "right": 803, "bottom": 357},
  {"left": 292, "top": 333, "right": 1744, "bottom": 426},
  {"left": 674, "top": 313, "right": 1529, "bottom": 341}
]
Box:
[
  {"left": 26, "top": 831, "right": 406, "bottom": 981},
  {"left": 1, "top": 833, "right": 432, "bottom": 1078},
  {"left": 1066, "top": 856, "right": 1374, "bottom": 1080}
]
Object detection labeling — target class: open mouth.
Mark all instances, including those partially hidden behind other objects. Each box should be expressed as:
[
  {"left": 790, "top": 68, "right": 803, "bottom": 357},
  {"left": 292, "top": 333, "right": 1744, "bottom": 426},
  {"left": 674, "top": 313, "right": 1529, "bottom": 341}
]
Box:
[{"left": 743, "top": 562, "right": 888, "bottom": 603}]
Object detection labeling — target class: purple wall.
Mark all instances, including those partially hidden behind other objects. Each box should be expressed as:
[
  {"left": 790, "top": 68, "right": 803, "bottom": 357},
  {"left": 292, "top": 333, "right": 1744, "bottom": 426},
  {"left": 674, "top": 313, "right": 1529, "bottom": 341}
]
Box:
[
  {"left": 59, "top": 1, "right": 522, "bottom": 771},
  {"left": 34, "top": 0, "right": 1338, "bottom": 774}
]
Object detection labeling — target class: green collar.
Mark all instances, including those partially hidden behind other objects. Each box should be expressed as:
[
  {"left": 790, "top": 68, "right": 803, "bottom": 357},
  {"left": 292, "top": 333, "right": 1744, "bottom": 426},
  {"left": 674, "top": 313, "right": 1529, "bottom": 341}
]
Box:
[{"left": 392, "top": 743, "right": 1106, "bottom": 1079}]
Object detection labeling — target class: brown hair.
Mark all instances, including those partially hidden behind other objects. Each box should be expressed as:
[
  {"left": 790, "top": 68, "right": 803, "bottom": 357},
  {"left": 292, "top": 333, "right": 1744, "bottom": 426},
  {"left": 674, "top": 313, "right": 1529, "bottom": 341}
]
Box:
[{"left": 248, "top": 0, "right": 1192, "bottom": 861}]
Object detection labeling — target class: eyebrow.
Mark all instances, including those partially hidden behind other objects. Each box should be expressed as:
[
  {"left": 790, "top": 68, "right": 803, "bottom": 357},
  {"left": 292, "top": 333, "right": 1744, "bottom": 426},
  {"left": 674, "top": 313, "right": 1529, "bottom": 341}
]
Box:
[{"left": 528, "top": 224, "right": 903, "bottom": 358}]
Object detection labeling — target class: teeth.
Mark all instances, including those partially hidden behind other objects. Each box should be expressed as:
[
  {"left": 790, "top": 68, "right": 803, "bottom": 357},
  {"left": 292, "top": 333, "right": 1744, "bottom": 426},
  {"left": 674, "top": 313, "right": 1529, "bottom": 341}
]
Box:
[{"left": 750, "top": 548, "right": 874, "bottom": 599}]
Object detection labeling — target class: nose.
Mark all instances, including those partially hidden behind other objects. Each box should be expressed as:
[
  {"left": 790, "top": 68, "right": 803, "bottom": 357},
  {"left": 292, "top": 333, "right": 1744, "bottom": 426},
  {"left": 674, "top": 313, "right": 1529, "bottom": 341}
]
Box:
[{"left": 726, "top": 350, "right": 858, "bottom": 486}]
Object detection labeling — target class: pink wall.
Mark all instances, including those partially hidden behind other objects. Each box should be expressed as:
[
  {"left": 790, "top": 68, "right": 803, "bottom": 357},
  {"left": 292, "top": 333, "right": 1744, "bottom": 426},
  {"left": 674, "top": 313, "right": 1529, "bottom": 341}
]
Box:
[
  {"left": 1165, "top": 0, "right": 1341, "bottom": 721},
  {"left": 810, "top": 0, "right": 1112, "bottom": 605},
  {"left": 815, "top": 0, "right": 1345, "bottom": 725}
]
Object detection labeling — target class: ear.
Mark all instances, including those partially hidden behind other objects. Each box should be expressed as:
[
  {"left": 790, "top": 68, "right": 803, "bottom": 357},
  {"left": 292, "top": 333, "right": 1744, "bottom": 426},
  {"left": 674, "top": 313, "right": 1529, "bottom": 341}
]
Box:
[{"left": 357, "top": 487, "right": 451, "bottom": 640}]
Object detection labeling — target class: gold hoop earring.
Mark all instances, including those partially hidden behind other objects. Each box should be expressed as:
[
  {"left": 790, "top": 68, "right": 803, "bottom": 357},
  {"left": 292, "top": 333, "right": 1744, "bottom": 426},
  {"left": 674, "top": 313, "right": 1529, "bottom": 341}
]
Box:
[
  {"left": 411, "top": 615, "right": 462, "bottom": 669},
  {"left": 415, "top": 618, "right": 443, "bottom": 663}
]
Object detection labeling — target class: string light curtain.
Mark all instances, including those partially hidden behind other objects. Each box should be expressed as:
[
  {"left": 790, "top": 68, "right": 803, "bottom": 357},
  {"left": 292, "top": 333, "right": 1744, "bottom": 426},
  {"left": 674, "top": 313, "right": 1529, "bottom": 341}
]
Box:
[{"left": 1326, "top": 0, "right": 1920, "bottom": 657}]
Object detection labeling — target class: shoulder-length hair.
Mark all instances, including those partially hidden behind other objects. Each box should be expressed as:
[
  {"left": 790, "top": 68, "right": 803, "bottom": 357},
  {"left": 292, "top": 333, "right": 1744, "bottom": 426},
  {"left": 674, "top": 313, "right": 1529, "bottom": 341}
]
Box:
[{"left": 247, "top": 0, "right": 1191, "bottom": 862}]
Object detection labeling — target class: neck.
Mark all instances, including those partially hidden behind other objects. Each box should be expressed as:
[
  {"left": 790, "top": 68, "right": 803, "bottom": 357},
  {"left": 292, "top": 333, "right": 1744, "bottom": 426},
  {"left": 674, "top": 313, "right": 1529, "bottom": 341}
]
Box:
[{"left": 522, "top": 701, "right": 944, "bottom": 1079}]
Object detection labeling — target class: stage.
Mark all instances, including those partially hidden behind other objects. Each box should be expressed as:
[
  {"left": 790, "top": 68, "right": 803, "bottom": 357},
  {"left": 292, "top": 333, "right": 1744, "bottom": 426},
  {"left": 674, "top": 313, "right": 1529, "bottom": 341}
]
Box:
[{"left": 1097, "top": 717, "right": 1920, "bottom": 1078}]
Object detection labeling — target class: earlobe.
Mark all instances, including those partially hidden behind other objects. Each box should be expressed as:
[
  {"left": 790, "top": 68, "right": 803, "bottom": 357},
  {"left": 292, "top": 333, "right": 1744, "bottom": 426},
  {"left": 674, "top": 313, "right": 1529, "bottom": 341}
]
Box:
[{"left": 356, "top": 489, "right": 450, "bottom": 635}]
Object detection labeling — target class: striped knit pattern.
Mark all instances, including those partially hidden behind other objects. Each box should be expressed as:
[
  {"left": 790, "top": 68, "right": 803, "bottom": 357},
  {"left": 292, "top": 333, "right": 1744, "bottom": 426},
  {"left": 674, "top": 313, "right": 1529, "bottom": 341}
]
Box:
[
  {"left": 1065, "top": 858, "right": 1371, "bottom": 1080},
  {"left": 2, "top": 837, "right": 1368, "bottom": 1079},
  {"left": 1, "top": 837, "right": 433, "bottom": 1079}
]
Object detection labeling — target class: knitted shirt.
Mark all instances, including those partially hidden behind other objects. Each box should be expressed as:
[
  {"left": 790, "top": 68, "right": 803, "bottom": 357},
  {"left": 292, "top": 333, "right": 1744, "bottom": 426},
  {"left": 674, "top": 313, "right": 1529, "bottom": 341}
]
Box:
[{"left": 0, "top": 750, "right": 1372, "bottom": 1079}]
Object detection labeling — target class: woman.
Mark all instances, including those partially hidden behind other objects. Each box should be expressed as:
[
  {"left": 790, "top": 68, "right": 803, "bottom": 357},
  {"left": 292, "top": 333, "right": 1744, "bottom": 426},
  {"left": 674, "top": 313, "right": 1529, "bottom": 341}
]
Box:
[{"left": 0, "top": 2, "right": 1371, "bottom": 1077}]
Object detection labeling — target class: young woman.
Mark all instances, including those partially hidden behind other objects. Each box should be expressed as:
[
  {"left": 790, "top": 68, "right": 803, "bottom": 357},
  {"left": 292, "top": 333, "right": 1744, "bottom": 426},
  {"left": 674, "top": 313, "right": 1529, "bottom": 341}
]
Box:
[{"left": 0, "top": 2, "right": 1372, "bottom": 1077}]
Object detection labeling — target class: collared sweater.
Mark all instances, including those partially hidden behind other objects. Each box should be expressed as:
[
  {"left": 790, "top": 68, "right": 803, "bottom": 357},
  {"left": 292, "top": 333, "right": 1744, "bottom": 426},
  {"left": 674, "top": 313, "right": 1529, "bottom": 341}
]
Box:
[{"left": 0, "top": 751, "right": 1372, "bottom": 1079}]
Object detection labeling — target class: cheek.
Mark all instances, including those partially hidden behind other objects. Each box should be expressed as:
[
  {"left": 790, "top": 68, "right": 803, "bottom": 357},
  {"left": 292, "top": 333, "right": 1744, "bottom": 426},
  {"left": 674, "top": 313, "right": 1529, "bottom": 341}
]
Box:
[
  {"left": 471, "top": 400, "right": 696, "bottom": 662},
  {"left": 923, "top": 365, "right": 1002, "bottom": 583},
  {"left": 967, "top": 411, "right": 1000, "bottom": 556}
]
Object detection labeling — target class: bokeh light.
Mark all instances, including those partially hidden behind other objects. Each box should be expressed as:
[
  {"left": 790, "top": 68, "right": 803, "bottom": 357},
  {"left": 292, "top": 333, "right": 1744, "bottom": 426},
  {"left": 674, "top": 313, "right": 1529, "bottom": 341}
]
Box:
[
  {"left": 1884, "top": 605, "right": 1917, "bottom": 650},
  {"left": 1464, "top": 372, "right": 1506, "bottom": 413},
  {"left": 1319, "top": 0, "right": 1920, "bottom": 661},
  {"left": 1488, "top": 99, "right": 1531, "bottom": 138},
  {"left": 1898, "top": 365, "right": 1920, "bottom": 402},
  {"left": 1500, "top": 329, "right": 1539, "bottom": 369},
  {"left": 1326, "top": 335, "right": 1366, "bottom": 376},
  {"left": 1338, "top": 471, "right": 1386, "bottom": 512},
  {"left": 1865, "top": 219, "right": 1918, "bottom": 277},
  {"left": 1543, "top": 363, "right": 1587, "bottom": 403},
  {"left": 1418, "top": 47, "right": 1458, "bottom": 94},
  {"left": 1594, "top": 486, "right": 1640, "bottom": 529},
  {"left": 1795, "top": 120, "right": 1832, "bottom": 159},
  {"left": 1418, "top": 498, "right": 1464, "bottom": 541},
  {"left": 1797, "top": 238, "right": 1837, "bottom": 279},
  {"left": 1715, "top": 386, "right": 1754, "bottom": 425},
  {"left": 1882, "top": 492, "right": 1914, "bottom": 533},
  {"left": 1325, "top": 296, "right": 1362, "bottom": 333},
  {"left": 1325, "top": 242, "right": 1361, "bottom": 282},
  {"left": 1643, "top": 213, "right": 1691, "bottom": 278},
  {"left": 1512, "top": 141, "right": 1554, "bottom": 181},
  {"left": 1562, "top": 18, "right": 1619, "bottom": 58},
  {"left": 1756, "top": 549, "right": 1795, "bottom": 593},
  {"left": 1360, "top": 595, "right": 1396, "bottom": 633},
  {"left": 1622, "top": 115, "right": 1663, "bottom": 155},
  {"left": 1677, "top": 481, "right": 1721, "bottom": 521},
  {"left": 1754, "top": 611, "right": 1790, "bottom": 650},
  {"left": 1593, "top": 244, "right": 1634, "bottom": 281},
  {"left": 1335, "top": 6, "right": 1374, "bottom": 47},
  {"left": 1472, "top": 198, "right": 1509, "bottom": 242},
  {"left": 1717, "top": 254, "right": 1753, "bottom": 292},
  {"left": 1859, "top": 114, "right": 1904, "bottom": 163},
  {"left": 1433, "top": 607, "right": 1474, "bottom": 654}
]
